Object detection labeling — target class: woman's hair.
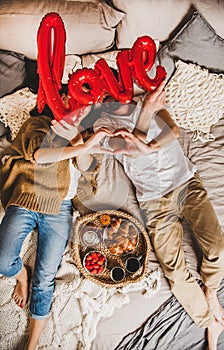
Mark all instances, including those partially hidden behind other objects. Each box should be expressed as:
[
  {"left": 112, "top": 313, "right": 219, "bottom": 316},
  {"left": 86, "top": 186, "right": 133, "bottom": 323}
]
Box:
[
  {"left": 30, "top": 104, "right": 54, "bottom": 118},
  {"left": 30, "top": 83, "right": 68, "bottom": 118}
]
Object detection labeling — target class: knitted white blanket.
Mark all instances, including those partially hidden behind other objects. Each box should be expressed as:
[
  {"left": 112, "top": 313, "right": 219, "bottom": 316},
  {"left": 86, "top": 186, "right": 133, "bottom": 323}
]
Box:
[{"left": 0, "top": 221, "right": 160, "bottom": 350}]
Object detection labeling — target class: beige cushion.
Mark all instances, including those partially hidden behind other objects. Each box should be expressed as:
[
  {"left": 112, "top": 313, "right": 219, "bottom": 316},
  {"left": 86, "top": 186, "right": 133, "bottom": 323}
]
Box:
[
  {"left": 62, "top": 54, "right": 82, "bottom": 84},
  {"left": 112, "top": 0, "right": 224, "bottom": 48},
  {"left": 0, "top": 0, "right": 124, "bottom": 59}
]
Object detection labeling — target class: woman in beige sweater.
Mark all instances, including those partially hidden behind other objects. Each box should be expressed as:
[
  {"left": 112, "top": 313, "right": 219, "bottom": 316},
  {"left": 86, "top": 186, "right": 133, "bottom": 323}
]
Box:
[{"left": 0, "top": 103, "right": 110, "bottom": 349}]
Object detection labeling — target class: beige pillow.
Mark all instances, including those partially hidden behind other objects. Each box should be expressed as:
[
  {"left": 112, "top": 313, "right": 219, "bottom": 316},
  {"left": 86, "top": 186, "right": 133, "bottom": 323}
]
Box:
[
  {"left": 112, "top": 0, "right": 224, "bottom": 48},
  {"left": 0, "top": 0, "right": 124, "bottom": 59},
  {"left": 165, "top": 60, "right": 224, "bottom": 142},
  {"left": 62, "top": 54, "right": 82, "bottom": 84},
  {"left": 82, "top": 51, "right": 120, "bottom": 71}
]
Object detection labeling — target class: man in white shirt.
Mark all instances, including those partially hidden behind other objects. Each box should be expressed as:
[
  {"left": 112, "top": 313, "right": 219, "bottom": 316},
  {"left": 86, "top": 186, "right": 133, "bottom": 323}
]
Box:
[{"left": 94, "top": 81, "right": 224, "bottom": 350}]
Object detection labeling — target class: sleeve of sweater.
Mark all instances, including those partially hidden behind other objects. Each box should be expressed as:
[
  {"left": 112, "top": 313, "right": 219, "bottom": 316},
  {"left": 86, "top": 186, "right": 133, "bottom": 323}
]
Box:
[{"left": 11, "top": 116, "right": 53, "bottom": 162}]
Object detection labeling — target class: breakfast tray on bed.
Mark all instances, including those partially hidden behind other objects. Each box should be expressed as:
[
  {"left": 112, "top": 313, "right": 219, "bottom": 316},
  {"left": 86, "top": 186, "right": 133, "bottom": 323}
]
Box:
[{"left": 72, "top": 210, "right": 151, "bottom": 288}]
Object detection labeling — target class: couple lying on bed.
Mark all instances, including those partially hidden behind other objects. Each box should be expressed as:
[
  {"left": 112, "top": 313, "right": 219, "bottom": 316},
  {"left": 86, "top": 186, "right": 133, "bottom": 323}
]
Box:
[{"left": 0, "top": 81, "right": 223, "bottom": 350}]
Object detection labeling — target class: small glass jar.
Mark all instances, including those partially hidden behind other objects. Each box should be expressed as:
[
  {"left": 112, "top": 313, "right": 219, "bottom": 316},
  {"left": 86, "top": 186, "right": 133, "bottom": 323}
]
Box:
[{"left": 81, "top": 230, "right": 100, "bottom": 247}]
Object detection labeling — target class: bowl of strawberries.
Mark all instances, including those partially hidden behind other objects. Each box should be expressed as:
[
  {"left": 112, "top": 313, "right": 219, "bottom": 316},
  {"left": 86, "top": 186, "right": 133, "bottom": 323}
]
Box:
[{"left": 83, "top": 251, "right": 107, "bottom": 275}]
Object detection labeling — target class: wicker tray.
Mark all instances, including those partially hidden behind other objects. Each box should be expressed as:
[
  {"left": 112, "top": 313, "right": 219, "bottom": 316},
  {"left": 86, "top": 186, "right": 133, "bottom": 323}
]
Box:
[{"left": 72, "top": 210, "right": 151, "bottom": 288}]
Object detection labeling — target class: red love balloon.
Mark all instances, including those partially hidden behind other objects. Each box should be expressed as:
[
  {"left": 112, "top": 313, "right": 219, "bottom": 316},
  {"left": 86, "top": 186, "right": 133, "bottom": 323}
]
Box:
[
  {"left": 37, "top": 13, "right": 166, "bottom": 123},
  {"left": 68, "top": 68, "right": 104, "bottom": 106},
  {"left": 37, "top": 12, "right": 87, "bottom": 123},
  {"left": 94, "top": 52, "right": 133, "bottom": 103},
  {"left": 130, "top": 36, "right": 166, "bottom": 91},
  {"left": 37, "top": 12, "right": 70, "bottom": 121}
]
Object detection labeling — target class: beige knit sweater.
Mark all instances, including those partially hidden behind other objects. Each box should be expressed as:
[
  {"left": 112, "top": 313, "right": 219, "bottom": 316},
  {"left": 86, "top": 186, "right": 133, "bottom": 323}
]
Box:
[{"left": 0, "top": 116, "right": 71, "bottom": 214}]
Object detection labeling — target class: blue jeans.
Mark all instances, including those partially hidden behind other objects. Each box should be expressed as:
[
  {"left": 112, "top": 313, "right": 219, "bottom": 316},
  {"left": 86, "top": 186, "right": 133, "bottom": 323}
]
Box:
[{"left": 0, "top": 200, "right": 73, "bottom": 320}]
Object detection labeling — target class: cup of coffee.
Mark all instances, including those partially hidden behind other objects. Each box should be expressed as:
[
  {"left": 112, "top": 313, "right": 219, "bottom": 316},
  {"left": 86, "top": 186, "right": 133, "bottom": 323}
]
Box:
[
  {"left": 110, "top": 266, "right": 125, "bottom": 282},
  {"left": 125, "top": 255, "right": 142, "bottom": 273}
]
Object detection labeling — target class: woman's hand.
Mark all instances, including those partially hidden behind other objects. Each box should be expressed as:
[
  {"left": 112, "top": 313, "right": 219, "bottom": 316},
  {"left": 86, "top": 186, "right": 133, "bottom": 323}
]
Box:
[
  {"left": 50, "top": 105, "right": 92, "bottom": 143},
  {"left": 51, "top": 119, "right": 79, "bottom": 142},
  {"left": 84, "top": 128, "right": 114, "bottom": 154}
]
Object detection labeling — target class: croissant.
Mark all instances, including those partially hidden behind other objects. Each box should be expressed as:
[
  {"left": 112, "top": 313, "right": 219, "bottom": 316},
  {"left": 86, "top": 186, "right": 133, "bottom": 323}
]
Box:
[
  {"left": 129, "top": 225, "right": 138, "bottom": 239},
  {"left": 121, "top": 238, "right": 129, "bottom": 250},
  {"left": 116, "top": 236, "right": 125, "bottom": 245},
  {"left": 108, "top": 217, "right": 121, "bottom": 234},
  {"left": 106, "top": 227, "right": 115, "bottom": 240},
  {"left": 118, "top": 222, "right": 130, "bottom": 237},
  {"left": 110, "top": 245, "right": 124, "bottom": 255},
  {"left": 127, "top": 241, "right": 136, "bottom": 251},
  {"left": 104, "top": 239, "right": 115, "bottom": 248}
]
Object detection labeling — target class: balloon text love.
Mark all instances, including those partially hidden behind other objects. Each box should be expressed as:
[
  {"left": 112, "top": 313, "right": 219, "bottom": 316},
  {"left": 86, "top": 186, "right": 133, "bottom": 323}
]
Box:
[{"left": 37, "top": 12, "right": 166, "bottom": 122}]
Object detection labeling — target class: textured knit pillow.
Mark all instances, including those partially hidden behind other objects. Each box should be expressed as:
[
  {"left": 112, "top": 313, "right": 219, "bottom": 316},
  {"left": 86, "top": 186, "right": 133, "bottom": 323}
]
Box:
[
  {"left": 0, "top": 88, "right": 37, "bottom": 140},
  {"left": 158, "top": 11, "right": 224, "bottom": 81},
  {"left": 165, "top": 60, "right": 224, "bottom": 142}
]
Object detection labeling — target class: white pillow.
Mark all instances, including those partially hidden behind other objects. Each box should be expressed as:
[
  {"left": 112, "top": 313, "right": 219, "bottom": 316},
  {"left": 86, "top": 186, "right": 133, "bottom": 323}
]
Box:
[
  {"left": 165, "top": 60, "right": 224, "bottom": 142},
  {"left": 0, "top": 0, "right": 124, "bottom": 59},
  {"left": 0, "top": 88, "right": 37, "bottom": 140}
]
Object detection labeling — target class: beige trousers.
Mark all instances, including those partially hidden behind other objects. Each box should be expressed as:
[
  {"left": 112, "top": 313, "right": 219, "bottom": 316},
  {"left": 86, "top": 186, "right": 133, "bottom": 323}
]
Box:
[{"left": 140, "top": 173, "right": 224, "bottom": 328}]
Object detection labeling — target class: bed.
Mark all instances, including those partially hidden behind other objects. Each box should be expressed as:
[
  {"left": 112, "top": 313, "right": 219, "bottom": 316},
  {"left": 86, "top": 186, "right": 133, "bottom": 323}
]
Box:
[{"left": 0, "top": 1, "right": 224, "bottom": 349}]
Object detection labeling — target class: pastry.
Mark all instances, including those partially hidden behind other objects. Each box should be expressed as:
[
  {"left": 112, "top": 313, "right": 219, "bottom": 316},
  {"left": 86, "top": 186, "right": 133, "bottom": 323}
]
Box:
[{"left": 100, "top": 214, "right": 111, "bottom": 226}]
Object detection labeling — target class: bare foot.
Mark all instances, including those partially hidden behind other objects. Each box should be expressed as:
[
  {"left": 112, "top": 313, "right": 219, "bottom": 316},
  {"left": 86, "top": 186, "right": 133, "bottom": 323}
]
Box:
[
  {"left": 207, "top": 318, "right": 224, "bottom": 350},
  {"left": 12, "top": 265, "right": 30, "bottom": 308},
  {"left": 204, "top": 287, "right": 224, "bottom": 326},
  {"left": 26, "top": 318, "right": 46, "bottom": 350}
]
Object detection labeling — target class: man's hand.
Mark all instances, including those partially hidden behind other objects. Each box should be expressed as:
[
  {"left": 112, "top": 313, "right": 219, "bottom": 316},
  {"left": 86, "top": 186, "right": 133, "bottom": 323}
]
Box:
[
  {"left": 142, "top": 80, "right": 166, "bottom": 114},
  {"left": 113, "top": 130, "right": 156, "bottom": 157},
  {"left": 134, "top": 80, "right": 166, "bottom": 136}
]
